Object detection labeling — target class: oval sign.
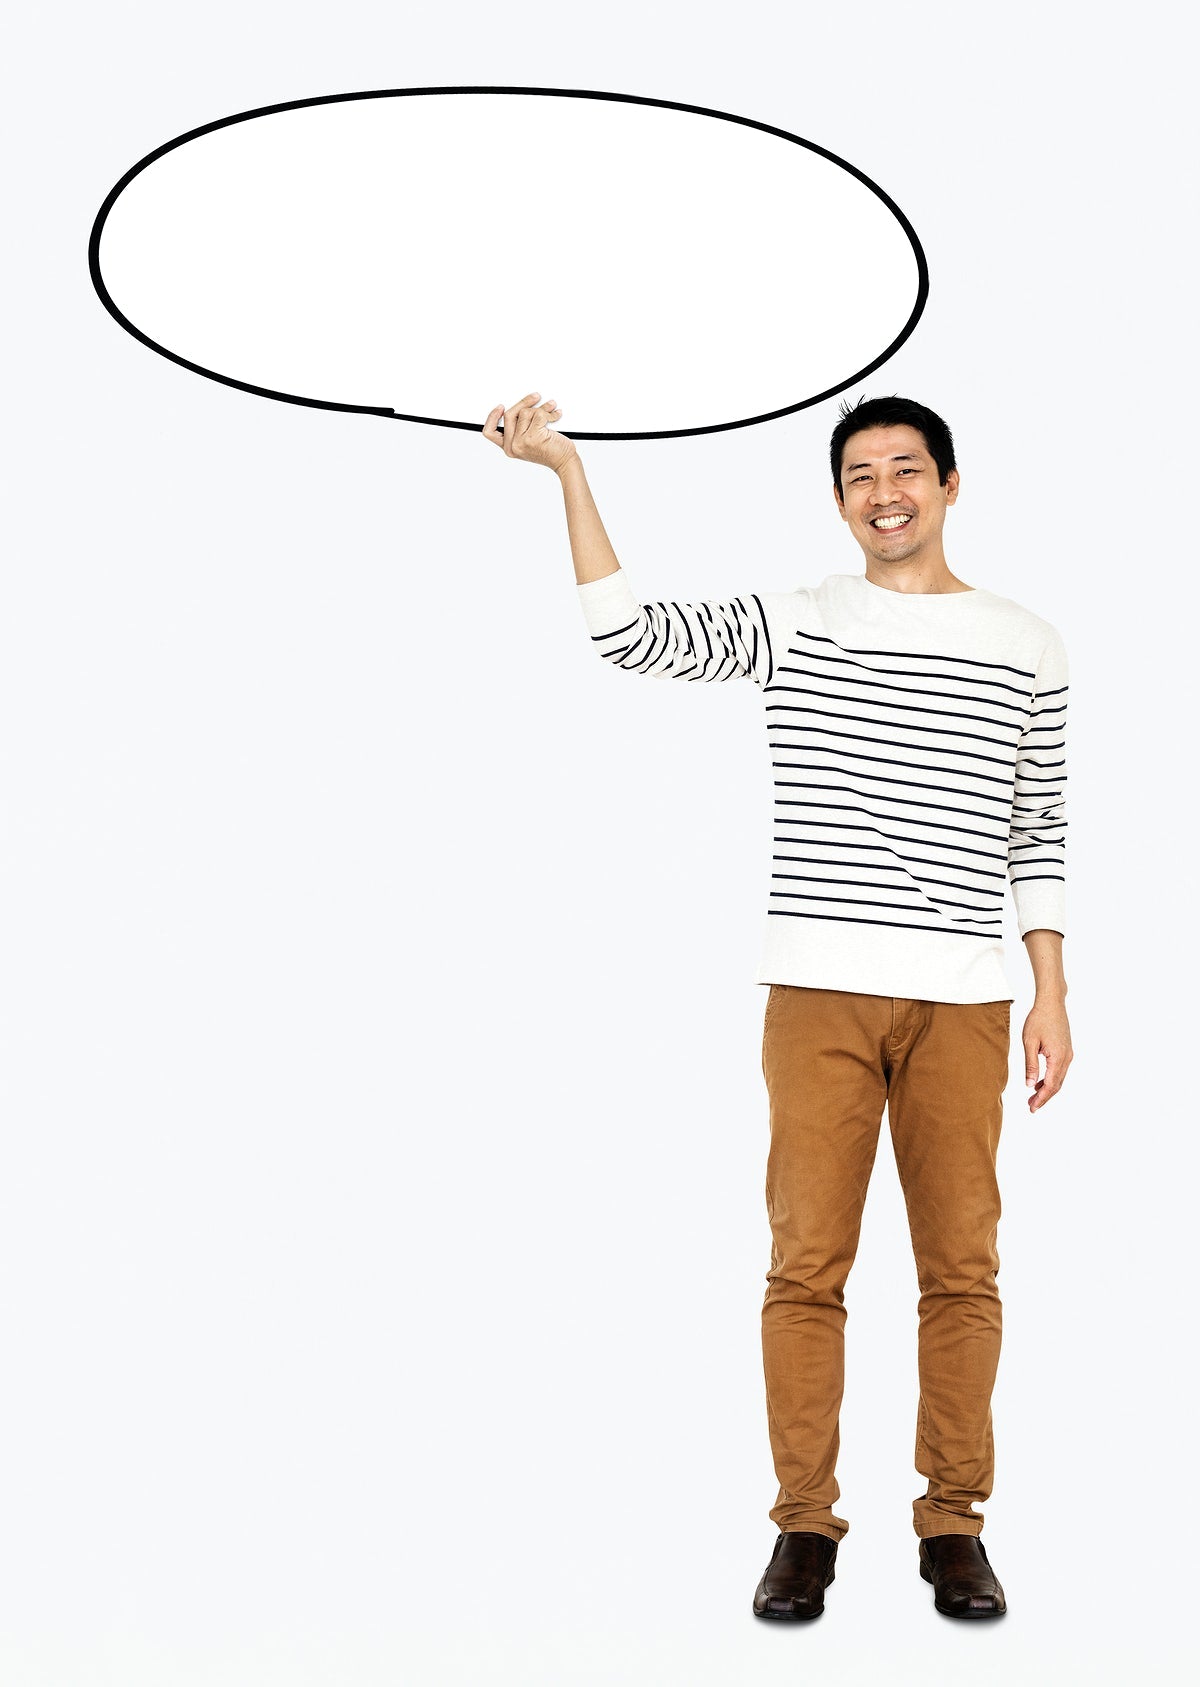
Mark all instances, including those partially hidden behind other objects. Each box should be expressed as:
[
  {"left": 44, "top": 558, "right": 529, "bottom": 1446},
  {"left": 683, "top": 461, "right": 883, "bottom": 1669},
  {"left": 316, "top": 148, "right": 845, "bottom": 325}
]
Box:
[{"left": 89, "top": 86, "right": 928, "bottom": 440}]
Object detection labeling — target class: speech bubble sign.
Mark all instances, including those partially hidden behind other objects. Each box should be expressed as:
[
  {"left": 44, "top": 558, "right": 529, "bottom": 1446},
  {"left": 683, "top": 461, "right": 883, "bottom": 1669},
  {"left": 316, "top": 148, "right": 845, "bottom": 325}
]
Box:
[{"left": 89, "top": 85, "right": 928, "bottom": 440}]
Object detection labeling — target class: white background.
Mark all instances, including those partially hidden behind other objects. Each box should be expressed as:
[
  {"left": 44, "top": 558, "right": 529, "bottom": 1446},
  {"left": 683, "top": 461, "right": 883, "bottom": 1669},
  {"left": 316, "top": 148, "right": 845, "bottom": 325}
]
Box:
[{"left": 2, "top": 4, "right": 1194, "bottom": 1683}]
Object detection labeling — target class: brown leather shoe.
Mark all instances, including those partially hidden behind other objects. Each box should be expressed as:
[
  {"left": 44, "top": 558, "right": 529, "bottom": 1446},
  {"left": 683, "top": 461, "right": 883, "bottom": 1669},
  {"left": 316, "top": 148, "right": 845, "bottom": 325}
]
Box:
[
  {"left": 919, "top": 1533, "right": 1007, "bottom": 1617},
  {"left": 753, "top": 1530, "right": 838, "bottom": 1620}
]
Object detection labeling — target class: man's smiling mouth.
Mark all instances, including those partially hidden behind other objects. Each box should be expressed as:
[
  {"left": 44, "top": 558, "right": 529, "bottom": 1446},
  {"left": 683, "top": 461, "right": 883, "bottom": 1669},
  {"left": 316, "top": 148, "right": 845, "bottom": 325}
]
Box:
[{"left": 871, "top": 513, "right": 914, "bottom": 530}]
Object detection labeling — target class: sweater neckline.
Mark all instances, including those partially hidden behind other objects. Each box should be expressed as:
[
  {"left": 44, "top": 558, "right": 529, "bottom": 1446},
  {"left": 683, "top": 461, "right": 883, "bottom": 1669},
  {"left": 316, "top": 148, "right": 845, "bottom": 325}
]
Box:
[{"left": 855, "top": 572, "right": 982, "bottom": 602}]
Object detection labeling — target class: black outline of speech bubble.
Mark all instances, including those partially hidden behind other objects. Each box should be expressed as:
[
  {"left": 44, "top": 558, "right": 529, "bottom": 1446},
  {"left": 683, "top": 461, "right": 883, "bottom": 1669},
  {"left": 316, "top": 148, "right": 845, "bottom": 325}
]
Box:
[{"left": 89, "top": 85, "right": 929, "bottom": 441}]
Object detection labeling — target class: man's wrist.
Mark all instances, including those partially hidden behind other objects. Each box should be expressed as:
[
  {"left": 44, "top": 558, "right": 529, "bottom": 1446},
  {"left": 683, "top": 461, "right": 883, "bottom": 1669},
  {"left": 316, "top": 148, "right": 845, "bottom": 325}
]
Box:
[
  {"left": 557, "top": 453, "right": 585, "bottom": 484},
  {"left": 1022, "top": 927, "right": 1067, "bottom": 1005}
]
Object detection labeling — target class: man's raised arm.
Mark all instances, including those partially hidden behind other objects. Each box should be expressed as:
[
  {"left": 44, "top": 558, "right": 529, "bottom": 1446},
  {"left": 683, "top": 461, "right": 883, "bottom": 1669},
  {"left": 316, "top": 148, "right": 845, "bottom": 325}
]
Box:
[{"left": 482, "top": 390, "right": 772, "bottom": 687}]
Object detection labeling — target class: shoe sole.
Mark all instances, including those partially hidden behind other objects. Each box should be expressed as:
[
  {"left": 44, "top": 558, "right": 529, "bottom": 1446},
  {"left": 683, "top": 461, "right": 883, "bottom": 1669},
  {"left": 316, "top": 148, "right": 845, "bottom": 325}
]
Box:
[
  {"left": 752, "top": 1564, "right": 835, "bottom": 1620},
  {"left": 919, "top": 1559, "right": 1006, "bottom": 1618}
]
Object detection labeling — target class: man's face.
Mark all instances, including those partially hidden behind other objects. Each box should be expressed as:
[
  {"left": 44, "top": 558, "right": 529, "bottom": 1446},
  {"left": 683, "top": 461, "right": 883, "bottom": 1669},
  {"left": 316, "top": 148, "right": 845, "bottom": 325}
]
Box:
[{"left": 834, "top": 424, "right": 959, "bottom": 565}]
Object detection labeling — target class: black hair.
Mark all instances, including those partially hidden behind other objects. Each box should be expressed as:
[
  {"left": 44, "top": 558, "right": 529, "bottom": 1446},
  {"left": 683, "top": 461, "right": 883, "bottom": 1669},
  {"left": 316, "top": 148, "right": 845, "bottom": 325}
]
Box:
[{"left": 830, "top": 394, "right": 956, "bottom": 500}]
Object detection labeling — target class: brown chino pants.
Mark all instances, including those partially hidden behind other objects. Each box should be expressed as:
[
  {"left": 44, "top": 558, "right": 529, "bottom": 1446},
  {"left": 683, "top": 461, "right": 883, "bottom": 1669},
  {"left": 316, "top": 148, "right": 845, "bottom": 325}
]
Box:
[{"left": 760, "top": 985, "right": 1011, "bottom": 1542}]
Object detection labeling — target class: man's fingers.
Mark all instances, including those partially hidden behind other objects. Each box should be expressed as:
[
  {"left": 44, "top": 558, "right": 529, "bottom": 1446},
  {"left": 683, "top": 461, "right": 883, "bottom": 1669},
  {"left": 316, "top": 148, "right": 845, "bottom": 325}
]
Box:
[
  {"left": 1028, "top": 1048, "right": 1072, "bottom": 1111},
  {"left": 481, "top": 392, "right": 539, "bottom": 453},
  {"left": 481, "top": 393, "right": 563, "bottom": 460},
  {"left": 526, "top": 398, "right": 560, "bottom": 447},
  {"left": 508, "top": 391, "right": 544, "bottom": 452},
  {"left": 514, "top": 395, "right": 560, "bottom": 450}
]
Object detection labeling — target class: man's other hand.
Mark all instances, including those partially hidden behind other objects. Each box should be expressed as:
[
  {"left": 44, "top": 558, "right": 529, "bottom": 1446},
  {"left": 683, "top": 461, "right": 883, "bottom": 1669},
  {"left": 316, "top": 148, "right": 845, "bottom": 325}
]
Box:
[{"left": 1022, "top": 1000, "right": 1073, "bottom": 1113}]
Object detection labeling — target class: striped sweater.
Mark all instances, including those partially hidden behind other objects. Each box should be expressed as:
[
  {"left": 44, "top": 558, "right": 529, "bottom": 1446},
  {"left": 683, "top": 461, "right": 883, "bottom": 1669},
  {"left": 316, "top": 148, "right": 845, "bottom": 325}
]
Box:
[{"left": 576, "top": 567, "right": 1068, "bottom": 1003}]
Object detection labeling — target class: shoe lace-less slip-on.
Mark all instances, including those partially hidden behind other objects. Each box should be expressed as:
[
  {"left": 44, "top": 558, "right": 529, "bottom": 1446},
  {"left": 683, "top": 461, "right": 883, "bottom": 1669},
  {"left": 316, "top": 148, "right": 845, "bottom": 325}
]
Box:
[
  {"left": 918, "top": 1532, "right": 1007, "bottom": 1618},
  {"left": 752, "top": 1530, "right": 838, "bottom": 1621}
]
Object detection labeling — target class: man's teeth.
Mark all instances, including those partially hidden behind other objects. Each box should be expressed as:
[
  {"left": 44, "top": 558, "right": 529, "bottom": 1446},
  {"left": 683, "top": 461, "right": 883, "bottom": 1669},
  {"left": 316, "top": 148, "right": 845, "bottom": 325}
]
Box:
[{"left": 872, "top": 514, "right": 912, "bottom": 529}]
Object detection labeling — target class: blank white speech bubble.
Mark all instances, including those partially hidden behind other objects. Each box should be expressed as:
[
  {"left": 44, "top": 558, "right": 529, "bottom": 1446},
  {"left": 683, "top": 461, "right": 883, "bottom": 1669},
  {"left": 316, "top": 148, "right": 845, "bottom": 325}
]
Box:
[{"left": 89, "top": 86, "right": 927, "bottom": 439}]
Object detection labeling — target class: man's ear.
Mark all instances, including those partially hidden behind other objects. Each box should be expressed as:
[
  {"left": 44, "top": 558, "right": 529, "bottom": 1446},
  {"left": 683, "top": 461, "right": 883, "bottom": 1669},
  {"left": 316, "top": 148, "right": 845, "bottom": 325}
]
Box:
[
  {"left": 944, "top": 467, "right": 961, "bottom": 506},
  {"left": 833, "top": 482, "right": 847, "bottom": 521}
]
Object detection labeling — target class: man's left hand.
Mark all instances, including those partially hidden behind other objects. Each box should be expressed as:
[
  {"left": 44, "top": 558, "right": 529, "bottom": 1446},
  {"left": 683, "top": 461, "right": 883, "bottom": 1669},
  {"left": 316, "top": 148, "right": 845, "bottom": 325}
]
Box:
[{"left": 1022, "top": 1000, "right": 1073, "bottom": 1113}]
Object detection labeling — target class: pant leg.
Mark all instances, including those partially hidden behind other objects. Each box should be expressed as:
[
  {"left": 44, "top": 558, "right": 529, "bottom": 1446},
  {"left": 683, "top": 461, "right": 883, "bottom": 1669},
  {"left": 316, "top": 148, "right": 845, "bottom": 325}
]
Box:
[
  {"left": 760, "top": 985, "right": 890, "bottom": 1541},
  {"left": 884, "top": 997, "right": 1010, "bottom": 1539}
]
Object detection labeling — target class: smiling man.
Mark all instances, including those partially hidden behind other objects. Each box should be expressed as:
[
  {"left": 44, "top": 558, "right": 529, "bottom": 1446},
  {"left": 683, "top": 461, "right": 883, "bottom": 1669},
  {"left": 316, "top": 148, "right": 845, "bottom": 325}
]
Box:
[{"left": 483, "top": 389, "right": 1072, "bottom": 1623}]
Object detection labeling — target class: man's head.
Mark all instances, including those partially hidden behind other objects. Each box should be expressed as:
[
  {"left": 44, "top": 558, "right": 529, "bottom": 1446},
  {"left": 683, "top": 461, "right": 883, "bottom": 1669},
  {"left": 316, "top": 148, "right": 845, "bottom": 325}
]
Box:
[{"left": 830, "top": 395, "right": 960, "bottom": 568}]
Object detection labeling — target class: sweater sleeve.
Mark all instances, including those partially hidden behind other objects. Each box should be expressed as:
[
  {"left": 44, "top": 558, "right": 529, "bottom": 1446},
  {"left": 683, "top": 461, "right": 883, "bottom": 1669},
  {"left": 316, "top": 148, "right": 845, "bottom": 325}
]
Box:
[
  {"left": 575, "top": 566, "right": 773, "bottom": 688},
  {"left": 1007, "top": 626, "right": 1069, "bottom": 937}
]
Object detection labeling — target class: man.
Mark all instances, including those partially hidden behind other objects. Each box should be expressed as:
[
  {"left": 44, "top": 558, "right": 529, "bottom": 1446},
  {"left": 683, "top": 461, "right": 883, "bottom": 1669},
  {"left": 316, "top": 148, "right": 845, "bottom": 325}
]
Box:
[{"left": 482, "top": 391, "right": 1072, "bottom": 1622}]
